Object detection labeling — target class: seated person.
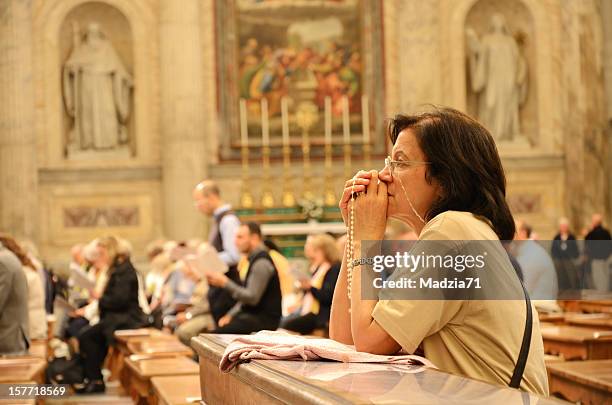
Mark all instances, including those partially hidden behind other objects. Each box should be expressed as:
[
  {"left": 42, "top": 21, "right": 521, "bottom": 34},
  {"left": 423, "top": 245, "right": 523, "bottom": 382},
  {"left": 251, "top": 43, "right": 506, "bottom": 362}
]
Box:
[
  {"left": 65, "top": 239, "right": 109, "bottom": 339},
  {"left": 160, "top": 260, "right": 196, "bottom": 322},
  {"left": 77, "top": 236, "right": 147, "bottom": 394},
  {"left": 263, "top": 239, "right": 294, "bottom": 298},
  {"left": 281, "top": 234, "right": 340, "bottom": 335},
  {"left": 0, "top": 235, "right": 47, "bottom": 340},
  {"left": 0, "top": 238, "right": 29, "bottom": 355},
  {"left": 175, "top": 262, "right": 214, "bottom": 346},
  {"left": 205, "top": 222, "right": 282, "bottom": 334}
]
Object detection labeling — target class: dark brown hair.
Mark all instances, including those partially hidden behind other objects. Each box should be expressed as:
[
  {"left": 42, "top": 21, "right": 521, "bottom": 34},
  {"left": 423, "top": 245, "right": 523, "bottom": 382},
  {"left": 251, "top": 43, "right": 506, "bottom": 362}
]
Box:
[
  {"left": 242, "top": 221, "right": 262, "bottom": 239},
  {"left": 387, "top": 107, "right": 515, "bottom": 240},
  {"left": 0, "top": 234, "right": 36, "bottom": 269}
]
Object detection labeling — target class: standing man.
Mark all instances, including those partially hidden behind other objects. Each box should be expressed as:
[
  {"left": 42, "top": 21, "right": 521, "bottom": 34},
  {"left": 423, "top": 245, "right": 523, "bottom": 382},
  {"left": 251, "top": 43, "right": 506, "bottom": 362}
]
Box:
[
  {"left": 192, "top": 180, "right": 242, "bottom": 324},
  {"left": 585, "top": 213, "right": 612, "bottom": 291},
  {"left": 551, "top": 217, "right": 580, "bottom": 291},
  {"left": 0, "top": 239, "right": 30, "bottom": 355},
  {"left": 206, "top": 222, "right": 282, "bottom": 334}
]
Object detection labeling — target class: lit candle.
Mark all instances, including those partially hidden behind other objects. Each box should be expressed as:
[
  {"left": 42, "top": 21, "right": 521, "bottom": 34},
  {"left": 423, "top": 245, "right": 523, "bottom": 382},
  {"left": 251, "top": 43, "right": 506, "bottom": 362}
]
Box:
[
  {"left": 281, "top": 97, "right": 289, "bottom": 147},
  {"left": 342, "top": 96, "right": 350, "bottom": 145},
  {"left": 324, "top": 96, "right": 332, "bottom": 146},
  {"left": 361, "top": 94, "right": 370, "bottom": 144},
  {"left": 239, "top": 98, "right": 248, "bottom": 147},
  {"left": 261, "top": 98, "right": 269, "bottom": 147}
]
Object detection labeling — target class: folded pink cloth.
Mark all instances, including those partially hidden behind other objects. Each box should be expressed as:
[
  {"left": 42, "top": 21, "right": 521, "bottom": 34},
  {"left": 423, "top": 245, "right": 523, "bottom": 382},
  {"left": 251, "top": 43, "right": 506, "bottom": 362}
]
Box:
[{"left": 219, "top": 330, "right": 435, "bottom": 372}]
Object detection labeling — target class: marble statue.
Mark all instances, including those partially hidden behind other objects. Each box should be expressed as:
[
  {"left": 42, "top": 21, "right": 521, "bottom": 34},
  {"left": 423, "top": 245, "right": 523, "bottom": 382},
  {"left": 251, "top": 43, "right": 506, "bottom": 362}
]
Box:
[
  {"left": 466, "top": 13, "right": 528, "bottom": 141},
  {"left": 63, "top": 22, "right": 133, "bottom": 151}
]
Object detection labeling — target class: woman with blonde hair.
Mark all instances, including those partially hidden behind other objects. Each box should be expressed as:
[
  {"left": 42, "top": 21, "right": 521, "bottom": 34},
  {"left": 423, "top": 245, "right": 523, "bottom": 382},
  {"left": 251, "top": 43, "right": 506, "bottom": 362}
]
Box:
[
  {"left": 77, "top": 235, "right": 146, "bottom": 394},
  {"left": 280, "top": 233, "right": 341, "bottom": 335}
]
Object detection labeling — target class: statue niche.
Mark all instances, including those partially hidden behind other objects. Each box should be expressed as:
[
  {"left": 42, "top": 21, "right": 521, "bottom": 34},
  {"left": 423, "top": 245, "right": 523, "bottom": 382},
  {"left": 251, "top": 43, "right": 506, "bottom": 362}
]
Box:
[
  {"left": 466, "top": 13, "right": 528, "bottom": 141},
  {"left": 62, "top": 22, "right": 133, "bottom": 155}
]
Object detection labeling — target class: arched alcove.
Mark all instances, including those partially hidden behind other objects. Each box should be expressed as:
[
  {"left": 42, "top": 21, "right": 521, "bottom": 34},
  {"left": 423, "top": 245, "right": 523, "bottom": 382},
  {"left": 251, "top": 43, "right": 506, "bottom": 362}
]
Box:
[
  {"left": 465, "top": 0, "right": 538, "bottom": 145},
  {"left": 59, "top": 2, "right": 135, "bottom": 158}
]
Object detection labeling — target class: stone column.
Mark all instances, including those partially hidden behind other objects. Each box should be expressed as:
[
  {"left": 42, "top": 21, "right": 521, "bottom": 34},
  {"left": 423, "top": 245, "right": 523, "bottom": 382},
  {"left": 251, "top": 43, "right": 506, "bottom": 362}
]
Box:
[
  {"left": 159, "top": 0, "right": 208, "bottom": 240},
  {"left": 601, "top": 0, "right": 612, "bottom": 222},
  {"left": 0, "top": 0, "right": 38, "bottom": 240}
]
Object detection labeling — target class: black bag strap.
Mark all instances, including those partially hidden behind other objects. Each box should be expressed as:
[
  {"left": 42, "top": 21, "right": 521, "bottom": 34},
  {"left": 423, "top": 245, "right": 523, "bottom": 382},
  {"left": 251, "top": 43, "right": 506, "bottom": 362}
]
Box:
[{"left": 509, "top": 281, "right": 533, "bottom": 389}]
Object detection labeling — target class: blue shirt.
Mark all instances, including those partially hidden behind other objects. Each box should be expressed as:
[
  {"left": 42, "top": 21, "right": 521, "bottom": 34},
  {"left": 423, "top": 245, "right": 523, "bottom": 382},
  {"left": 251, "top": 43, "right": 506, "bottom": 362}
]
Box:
[{"left": 213, "top": 204, "right": 241, "bottom": 266}]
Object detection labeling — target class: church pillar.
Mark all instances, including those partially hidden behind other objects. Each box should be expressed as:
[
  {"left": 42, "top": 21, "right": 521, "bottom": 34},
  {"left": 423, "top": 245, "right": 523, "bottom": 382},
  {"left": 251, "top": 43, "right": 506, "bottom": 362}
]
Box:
[
  {"left": 159, "top": 0, "right": 207, "bottom": 239},
  {"left": 601, "top": 0, "right": 612, "bottom": 222},
  {"left": 0, "top": 0, "right": 38, "bottom": 239}
]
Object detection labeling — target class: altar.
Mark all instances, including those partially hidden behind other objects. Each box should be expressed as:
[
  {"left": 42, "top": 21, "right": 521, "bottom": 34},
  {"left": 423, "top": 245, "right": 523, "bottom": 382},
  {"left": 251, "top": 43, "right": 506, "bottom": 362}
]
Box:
[{"left": 192, "top": 334, "right": 563, "bottom": 405}]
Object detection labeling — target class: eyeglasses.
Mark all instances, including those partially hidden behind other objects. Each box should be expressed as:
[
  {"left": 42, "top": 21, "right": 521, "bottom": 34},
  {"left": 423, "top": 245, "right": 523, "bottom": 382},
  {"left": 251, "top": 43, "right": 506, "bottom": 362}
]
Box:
[{"left": 384, "top": 156, "right": 430, "bottom": 175}]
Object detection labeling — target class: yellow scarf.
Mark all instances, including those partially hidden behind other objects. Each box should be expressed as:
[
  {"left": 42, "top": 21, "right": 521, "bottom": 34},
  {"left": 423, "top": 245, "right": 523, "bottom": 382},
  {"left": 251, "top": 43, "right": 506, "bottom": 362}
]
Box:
[
  {"left": 301, "top": 262, "right": 331, "bottom": 316},
  {"left": 237, "top": 255, "right": 249, "bottom": 282}
]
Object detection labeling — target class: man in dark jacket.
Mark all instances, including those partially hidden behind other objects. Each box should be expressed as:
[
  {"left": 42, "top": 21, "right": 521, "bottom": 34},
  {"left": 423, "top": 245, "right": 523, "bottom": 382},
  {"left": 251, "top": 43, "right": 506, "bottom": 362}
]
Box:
[
  {"left": 551, "top": 217, "right": 580, "bottom": 291},
  {"left": 0, "top": 242, "right": 29, "bottom": 355},
  {"left": 205, "top": 222, "right": 282, "bottom": 334},
  {"left": 585, "top": 214, "right": 612, "bottom": 291}
]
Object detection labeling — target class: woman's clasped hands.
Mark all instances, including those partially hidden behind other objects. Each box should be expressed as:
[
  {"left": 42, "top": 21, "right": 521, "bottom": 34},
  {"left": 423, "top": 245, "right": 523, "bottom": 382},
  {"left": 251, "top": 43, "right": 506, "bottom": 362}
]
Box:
[{"left": 339, "top": 170, "right": 388, "bottom": 242}]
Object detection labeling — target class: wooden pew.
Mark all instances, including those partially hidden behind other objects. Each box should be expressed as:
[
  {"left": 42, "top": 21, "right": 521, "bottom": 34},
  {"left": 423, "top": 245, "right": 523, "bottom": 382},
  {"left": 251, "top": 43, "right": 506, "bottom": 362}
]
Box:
[
  {"left": 0, "top": 358, "right": 46, "bottom": 384},
  {"left": 151, "top": 375, "right": 201, "bottom": 405},
  {"left": 192, "top": 334, "right": 561, "bottom": 405},
  {"left": 538, "top": 312, "right": 567, "bottom": 324},
  {"left": 547, "top": 360, "right": 612, "bottom": 404},
  {"left": 541, "top": 324, "right": 612, "bottom": 360},
  {"left": 577, "top": 300, "right": 612, "bottom": 314},
  {"left": 109, "top": 328, "right": 176, "bottom": 384},
  {"left": 25, "top": 340, "right": 48, "bottom": 361},
  {"left": 126, "top": 339, "right": 193, "bottom": 359},
  {"left": 124, "top": 356, "right": 199, "bottom": 405},
  {"left": 565, "top": 313, "right": 612, "bottom": 330}
]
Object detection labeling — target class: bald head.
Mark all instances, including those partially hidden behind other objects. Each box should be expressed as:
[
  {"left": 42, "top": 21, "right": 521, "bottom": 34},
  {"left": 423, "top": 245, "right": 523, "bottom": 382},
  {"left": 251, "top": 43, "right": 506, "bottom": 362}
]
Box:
[
  {"left": 193, "top": 180, "right": 222, "bottom": 216},
  {"left": 514, "top": 219, "right": 531, "bottom": 240},
  {"left": 591, "top": 213, "right": 603, "bottom": 228}
]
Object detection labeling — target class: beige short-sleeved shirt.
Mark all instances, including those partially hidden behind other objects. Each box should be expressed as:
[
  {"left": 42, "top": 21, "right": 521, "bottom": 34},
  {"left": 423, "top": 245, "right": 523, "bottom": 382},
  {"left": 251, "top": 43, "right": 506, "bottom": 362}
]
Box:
[{"left": 372, "top": 211, "right": 549, "bottom": 395}]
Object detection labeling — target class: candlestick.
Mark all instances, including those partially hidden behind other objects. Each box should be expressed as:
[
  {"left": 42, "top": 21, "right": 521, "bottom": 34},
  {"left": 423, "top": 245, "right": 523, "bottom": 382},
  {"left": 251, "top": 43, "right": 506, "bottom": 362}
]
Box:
[
  {"left": 239, "top": 98, "right": 248, "bottom": 147},
  {"left": 261, "top": 98, "right": 269, "bottom": 147},
  {"left": 325, "top": 96, "right": 332, "bottom": 147},
  {"left": 281, "top": 97, "right": 289, "bottom": 146},
  {"left": 239, "top": 98, "right": 253, "bottom": 207},
  {"left": 361, "top": 94, "right": 370, "bottom": 144},
  {"left": 281, "top": 97, "right": 295, "bottom": 207},
  {"left": 342, "top": 96, "right": 350, "bottom": 146},
  {"left": 342, "top": 96, "right": 352, "bottom": 180}
]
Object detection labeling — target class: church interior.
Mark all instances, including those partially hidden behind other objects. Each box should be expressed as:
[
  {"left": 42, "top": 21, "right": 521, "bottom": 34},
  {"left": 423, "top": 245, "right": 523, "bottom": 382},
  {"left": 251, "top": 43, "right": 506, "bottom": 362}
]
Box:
[{"left": 1, "top": 0, "right": 612, "bottom": 404}]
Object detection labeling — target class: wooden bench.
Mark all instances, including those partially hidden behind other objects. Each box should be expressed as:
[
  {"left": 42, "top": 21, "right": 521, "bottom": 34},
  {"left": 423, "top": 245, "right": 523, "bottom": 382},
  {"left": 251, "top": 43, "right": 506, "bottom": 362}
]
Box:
[
  {"left": 538, "top": 312, "right": 567, "bottom": 324},
  {"left": 0, "top": 358, "right": 46, "bottom": 384},
  {"left": 124, "top": 356, "right": 199, "bottom": 405},
  {"left": 547, "top": 360, "right": 612, "bottom": 403},
  {"left": 541, "top": 324, "right": 612, "bottom": 360},
  {"left": 109, "top": 328, "right": 176, "bottom": 385},
  {"left": 565, "top": 313, "right": 612, "bottom": 330},
  {"left": 126, "top": 339, "right": 193, "bottom": 359},
  {"left": 151, "top": 375, "right": 201, "bottom": 405},
  {"left": 192, "top": 334, "right": 562, "bottom": 405},
  {"left": 576, "top": 300, "right": 612, "bottom": 314}
]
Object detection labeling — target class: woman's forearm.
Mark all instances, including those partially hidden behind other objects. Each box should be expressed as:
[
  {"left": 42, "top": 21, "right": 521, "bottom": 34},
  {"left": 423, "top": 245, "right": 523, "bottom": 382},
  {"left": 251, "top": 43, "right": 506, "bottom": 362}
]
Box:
[{"left": 350, "top": 242, "right": 401, "bottom": 354}]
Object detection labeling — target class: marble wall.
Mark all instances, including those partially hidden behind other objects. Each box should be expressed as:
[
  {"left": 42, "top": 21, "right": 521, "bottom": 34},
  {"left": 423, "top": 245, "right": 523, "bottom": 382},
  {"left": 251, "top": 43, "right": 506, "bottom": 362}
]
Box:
[{"left": 0, "top": 0, "right": 610, "bottom": 265}]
